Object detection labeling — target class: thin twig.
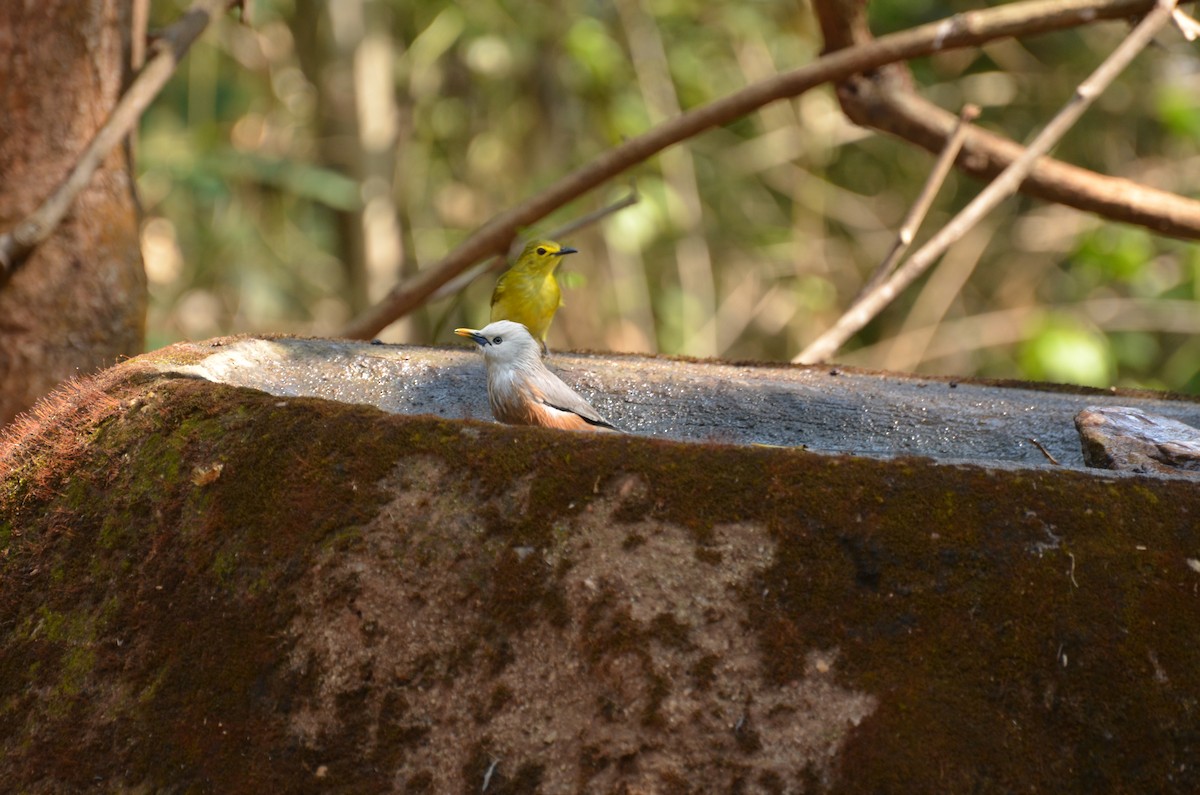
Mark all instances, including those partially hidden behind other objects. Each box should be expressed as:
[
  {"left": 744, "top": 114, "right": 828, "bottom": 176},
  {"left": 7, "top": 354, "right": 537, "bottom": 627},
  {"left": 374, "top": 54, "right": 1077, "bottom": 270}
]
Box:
[
  {"left": 841, "top": 297, "right": 1200, "bottom": 366},
  {"left": 795, "top": 0, "right": 1179, "bottom": 365},
  {"left": 817, "top": 0, "right": 1200, "bottom": 242},
  {"left": 424, "top": 256, "right": 507, "bottom": 308},
  {"left": 426, "top": 188, "right": 640, "bottom": 304},
  {"left": 855, "top": 105, "right": 980, "bottom": 301},
  {"left": 131, "top": 0, "right": 150, "bottom": 70},
  {"left": 546, "top": 184, "right": 640, "bottom": 241},
  {"left": 1028, "top": 437, "right": 1062, "bottom": 465},
  {"left": 1174, "top": 7, "right": 1200, "bottom": 39},
  {"left": 339, "top": 0, "right": 1185, "bottom": 339},
  {"left": 0, "top": 0, "right": 233, "bottom": 285}
]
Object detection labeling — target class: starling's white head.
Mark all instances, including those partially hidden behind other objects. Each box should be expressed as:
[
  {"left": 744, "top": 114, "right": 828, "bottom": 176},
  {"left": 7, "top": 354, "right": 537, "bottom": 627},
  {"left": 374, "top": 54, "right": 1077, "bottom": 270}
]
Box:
[{"left": 454, "top": 320, "right": 541, "bottom": 367}]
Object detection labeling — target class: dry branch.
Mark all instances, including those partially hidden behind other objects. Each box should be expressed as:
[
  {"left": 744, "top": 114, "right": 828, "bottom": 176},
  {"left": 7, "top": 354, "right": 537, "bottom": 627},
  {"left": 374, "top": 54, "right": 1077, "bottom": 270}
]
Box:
[
  {"left": 340, "top": 0, "right": 1197, "bottom": 340},
  {"left": 0, "top": 0, "right": 234, "bottom": 285},
  {"left": 816, "top": 0, "right": 1200, "bottom": 240},
  {"left": 855, "top": 105, "right": 980, "bottom": 301},
  {"left": 796, "top": 0, "right": 1180, "bottom": 365}
]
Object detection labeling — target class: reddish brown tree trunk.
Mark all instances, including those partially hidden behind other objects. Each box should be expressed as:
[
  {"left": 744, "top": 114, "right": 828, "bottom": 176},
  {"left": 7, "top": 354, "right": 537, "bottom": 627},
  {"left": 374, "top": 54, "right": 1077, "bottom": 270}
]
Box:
[{"left": 0, "top": 0, "right": 146, "bottom": 424}]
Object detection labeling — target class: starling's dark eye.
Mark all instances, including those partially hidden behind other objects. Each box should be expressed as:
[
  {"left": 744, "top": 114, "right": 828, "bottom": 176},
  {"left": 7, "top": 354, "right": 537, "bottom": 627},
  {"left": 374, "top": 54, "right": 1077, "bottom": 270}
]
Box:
[
  {"left": 493, "top": 336, "right": 503, "bottom": 344},
  {"left": 536, "top": 247, "right": 547, "bottom": 256}
]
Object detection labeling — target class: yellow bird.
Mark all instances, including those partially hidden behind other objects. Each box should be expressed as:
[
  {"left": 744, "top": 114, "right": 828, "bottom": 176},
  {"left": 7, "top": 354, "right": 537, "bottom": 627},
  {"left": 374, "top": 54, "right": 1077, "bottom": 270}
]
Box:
[{"left": 489, "top": 239, "right": 578, "bottom": 351}]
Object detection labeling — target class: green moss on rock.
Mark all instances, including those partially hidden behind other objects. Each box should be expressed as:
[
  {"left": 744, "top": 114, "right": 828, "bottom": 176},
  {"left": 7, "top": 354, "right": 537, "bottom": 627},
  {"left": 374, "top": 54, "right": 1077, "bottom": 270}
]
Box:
[{"left": 2, "top": 368, "right": 1200, "bottom": 792}]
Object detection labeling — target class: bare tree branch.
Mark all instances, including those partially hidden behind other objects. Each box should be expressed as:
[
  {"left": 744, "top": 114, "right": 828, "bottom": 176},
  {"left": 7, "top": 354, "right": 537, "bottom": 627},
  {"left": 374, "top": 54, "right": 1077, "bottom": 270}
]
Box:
[
  {"left": 0, "top": 0, "right": 234, "bottom": 285},
  {"left": 815, "top": 0, "right": 1200, "bottom": 241},
  {"left": 856, "top": 105, "right": 980, "bottom": 301},
  {"left": 545, "top": 187, "right": 642, "bottom": 242},
  {"left": 1173, "top": 7, "right": 1200, "bottom": 38},
  {"left": 796, "top": 0, "right": 1180, "bottom": 365},
  {"left": 339, "top": 0, "right": 1200, "bottom": 340}
]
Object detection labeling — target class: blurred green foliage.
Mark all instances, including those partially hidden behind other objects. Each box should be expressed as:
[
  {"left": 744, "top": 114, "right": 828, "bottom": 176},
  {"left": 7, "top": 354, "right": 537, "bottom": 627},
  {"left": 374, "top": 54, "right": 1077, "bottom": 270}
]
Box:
[{"left": 138, "top": 0, "right": 1200, "bottom": 392}]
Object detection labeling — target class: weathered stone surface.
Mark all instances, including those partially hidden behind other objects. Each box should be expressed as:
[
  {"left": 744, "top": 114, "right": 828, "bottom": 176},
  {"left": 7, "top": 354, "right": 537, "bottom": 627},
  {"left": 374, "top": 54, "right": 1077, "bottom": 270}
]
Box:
[
  {"left": 2, "top": 341, "right": 1200, "bottom": 793},
  {"left": 1076, "top": 406, "right": 1200, "bottom": 475},
  {"left": 171, "top": 336, "right": 1200, "bottom": 471}
]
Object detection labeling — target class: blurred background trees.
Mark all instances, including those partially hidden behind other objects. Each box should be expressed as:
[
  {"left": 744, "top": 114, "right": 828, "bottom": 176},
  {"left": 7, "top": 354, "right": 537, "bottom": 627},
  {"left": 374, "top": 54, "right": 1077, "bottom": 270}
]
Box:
[{"left": 138, "top": 0, "right": 1200, "bottom": 391}]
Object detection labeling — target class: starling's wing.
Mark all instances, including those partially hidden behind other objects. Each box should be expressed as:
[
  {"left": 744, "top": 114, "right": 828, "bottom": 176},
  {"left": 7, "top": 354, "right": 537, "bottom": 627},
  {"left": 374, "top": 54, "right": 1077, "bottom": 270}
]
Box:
[{"left": 528, "top": 371, "right": 620, "bottom": 432}]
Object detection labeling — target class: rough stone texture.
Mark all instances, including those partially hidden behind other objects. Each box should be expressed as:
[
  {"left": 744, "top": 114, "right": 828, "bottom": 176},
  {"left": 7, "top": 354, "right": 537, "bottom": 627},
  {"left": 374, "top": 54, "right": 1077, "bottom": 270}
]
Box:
[
  {"left": 170, "top": 336, "right": 1200, "bottom": 471},
  {"left": 1076, "top": 406, "right": 1200, "bottom": 475},
  {"left": 2, "top": 342, "right": 1200, "bottom": 793}
]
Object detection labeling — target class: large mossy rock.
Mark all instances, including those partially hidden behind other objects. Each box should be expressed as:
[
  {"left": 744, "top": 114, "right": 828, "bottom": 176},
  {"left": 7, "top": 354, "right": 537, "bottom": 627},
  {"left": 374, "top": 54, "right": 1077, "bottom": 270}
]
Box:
[{"left": 2, "top": 339, "right": 1199, "bottom": 793}]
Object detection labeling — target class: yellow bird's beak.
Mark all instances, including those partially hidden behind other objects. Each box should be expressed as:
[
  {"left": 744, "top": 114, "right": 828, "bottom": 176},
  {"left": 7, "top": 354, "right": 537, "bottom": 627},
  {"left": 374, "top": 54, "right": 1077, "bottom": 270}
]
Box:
[{"left": 555, "top": 246, "right": 578, "bottom": 256}]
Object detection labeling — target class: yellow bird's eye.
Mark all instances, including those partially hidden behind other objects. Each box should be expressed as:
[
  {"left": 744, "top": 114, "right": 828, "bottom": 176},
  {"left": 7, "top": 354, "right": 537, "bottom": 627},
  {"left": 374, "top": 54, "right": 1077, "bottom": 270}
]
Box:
[
  {"left": 493, "top": 336, "right": 503, "bottom": 344},
  {"left": 536, "top": 247, "right": 547, "bottom": 256}
]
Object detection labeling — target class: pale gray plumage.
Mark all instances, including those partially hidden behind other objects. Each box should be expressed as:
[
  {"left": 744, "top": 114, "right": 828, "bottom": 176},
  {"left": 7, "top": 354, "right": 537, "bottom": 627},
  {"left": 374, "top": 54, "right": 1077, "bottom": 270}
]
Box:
[{"left": 455, "top": 320, "right": 619, "bottom": 432}]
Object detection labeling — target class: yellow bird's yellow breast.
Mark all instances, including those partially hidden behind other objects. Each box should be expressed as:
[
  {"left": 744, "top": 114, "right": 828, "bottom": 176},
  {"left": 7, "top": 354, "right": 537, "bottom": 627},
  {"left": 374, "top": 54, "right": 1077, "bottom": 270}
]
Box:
[
  {"left": 488, "top": 239, "right": 576, "bottom": 345},
  {"left": 490, "top": 268, "right": 562, "bottom": 342}
]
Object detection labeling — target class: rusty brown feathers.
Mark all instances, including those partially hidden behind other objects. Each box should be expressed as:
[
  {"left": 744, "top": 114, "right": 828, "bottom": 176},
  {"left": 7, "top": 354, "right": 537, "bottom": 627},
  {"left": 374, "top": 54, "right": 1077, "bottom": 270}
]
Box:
[{"left": 455, "top": 320, "right": 619, "bottom": 432}]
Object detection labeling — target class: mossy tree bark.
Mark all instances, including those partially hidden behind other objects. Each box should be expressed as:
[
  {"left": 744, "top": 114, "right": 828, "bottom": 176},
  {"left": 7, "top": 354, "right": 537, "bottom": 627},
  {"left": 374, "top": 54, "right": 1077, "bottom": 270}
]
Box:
[{"left": 0, "top": 0, "right": 146, "bottom": 424}]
